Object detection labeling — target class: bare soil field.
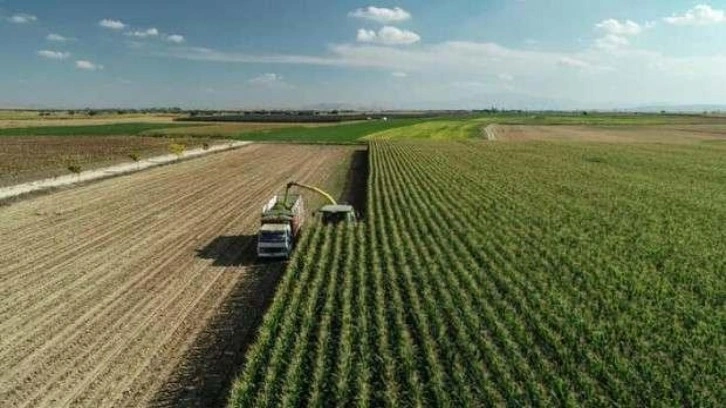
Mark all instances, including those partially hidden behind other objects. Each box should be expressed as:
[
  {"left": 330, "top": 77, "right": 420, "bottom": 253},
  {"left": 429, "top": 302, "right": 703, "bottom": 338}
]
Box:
[
  {"left": 492, "top": 124, "right": 726, "bottom": 143},
  {"left": 0, "top": 144, "right": 354, "bottom": 407},
  {"left": 0, "top": 136, "right": 216, "bottom": 187}
]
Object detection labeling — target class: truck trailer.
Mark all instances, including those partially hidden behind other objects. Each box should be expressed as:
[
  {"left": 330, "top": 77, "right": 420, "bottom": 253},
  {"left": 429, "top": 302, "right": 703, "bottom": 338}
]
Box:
[{"left": 257, "top": 194, "right": 305, "bottom": 258}]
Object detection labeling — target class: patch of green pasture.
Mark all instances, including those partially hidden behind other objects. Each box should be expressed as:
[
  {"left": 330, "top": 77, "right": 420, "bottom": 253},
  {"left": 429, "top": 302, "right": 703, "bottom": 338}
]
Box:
[
  {"left": 365, "top": 113, "right": 726, "bottom": 140},
  {"left": 231, "top": 118, "right": 426, "bottom": 143},
  {"left": 0, "top": 110, "right": 41, "bottom": 120},
  {"left": 364, "top": 120, "right": 482, "bottom": 140}
]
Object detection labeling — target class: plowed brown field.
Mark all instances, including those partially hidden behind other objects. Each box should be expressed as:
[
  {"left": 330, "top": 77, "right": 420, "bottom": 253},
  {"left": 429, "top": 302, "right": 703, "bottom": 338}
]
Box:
[
  {"left": 0, "top": 136, "right": 216, "bottom": 187},
  {"left": 0, "top": 144, "right": 354, "bottom": 407}
]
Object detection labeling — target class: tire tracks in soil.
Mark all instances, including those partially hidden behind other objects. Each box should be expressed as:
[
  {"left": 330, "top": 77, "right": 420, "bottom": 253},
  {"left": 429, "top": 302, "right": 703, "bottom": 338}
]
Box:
[{"left": 0, "top": 144, "right": 353, "bottom": 408}]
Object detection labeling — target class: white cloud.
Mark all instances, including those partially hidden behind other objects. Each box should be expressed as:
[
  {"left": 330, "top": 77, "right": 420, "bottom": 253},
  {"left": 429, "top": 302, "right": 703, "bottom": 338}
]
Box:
[
  {"left": 8, "top": 13, "right": 37, "bottom": 24},
  {"left": 391, "top": 71, "right": 408, "bottom": 77},
  {"left": 357, "top": 29, "right": 377, "bottom": 42},
  {"left": 160, "top": 46, "right": 342, "bottom": 65},
  {"left": 126, "top": 28, "right": 159, "bottom": 38},
  {"left": 99, "top": 19, "right": 126, "bottom": 30},
  {"left": 498, "top": 73, "right": 514, "bottom": 82},
  {"left": 160, "top": 40, "right": 726, "bottom": 107},
  {"left": 164, "top": 42, "right": 584, "bottom": 72},
  {"left": 595, "top": 34, "right": 631, "bottom": 50},
  {"left": 357, "top": 26, "right": 420, "bottom": 45},
  {"left": 37, "top": 50, "right": 70, "bottom": 60},
  {"left": 125, "top": 40, "right": 145, "bottom": 49},
  {"left": 557, "top": 57, "right": 592, "bottom": 69},
  {"left": 248, "top": 73, "right": 282, "bottom": 85},
  {"left": 594, "top": 19, "right": 646, "bottom": 50},
  {"left": 664, "top": 4, "right": 726, "bottom": 26},
  {"left": 76, "top": 60, "right": 103, "bottom": 71},
  {"left": 348, "top": 6, "right": 411, "bottom": 23},
  {"left": 164, "top": 41, "right": 616, "bottom": 76},
  {"left": 166, "top": 34, "right": 185, "bottom": 43},
  {"left": 46, "top": 33, "right": 68, "bottom": 42},
  {"left": 596, "top": 19, "right": 643, "bottom": 36}
]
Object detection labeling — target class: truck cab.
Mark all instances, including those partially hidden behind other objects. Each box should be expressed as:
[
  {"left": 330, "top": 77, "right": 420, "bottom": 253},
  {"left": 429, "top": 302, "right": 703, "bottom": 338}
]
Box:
[
  {"left": 257, "top": 194, "right": 304, "bottom": 259},
  {"left": 257, "top": 223, "right": 294, "bottom": 258}
]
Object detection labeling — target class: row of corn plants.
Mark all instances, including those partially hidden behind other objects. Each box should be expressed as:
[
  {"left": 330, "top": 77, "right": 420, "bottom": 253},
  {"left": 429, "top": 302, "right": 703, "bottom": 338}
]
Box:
[{"left": 231, "top": 140, "right": 725, "bottom": 407}]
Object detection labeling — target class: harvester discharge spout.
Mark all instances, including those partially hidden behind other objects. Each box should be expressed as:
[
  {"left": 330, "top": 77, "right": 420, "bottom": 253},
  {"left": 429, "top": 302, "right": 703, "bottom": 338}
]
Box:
[
  {"left": 284, "top": 181, "right": 356, "bottom": 224},
  {"left": 284, "top": 181, "right": 337, "bottom": 206}
]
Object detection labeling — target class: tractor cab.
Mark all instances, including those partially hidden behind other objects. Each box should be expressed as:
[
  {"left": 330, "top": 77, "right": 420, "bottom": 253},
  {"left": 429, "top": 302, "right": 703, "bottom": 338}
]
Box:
[{"left": 319, "top": 204, "right": 357, "bottom": 224}]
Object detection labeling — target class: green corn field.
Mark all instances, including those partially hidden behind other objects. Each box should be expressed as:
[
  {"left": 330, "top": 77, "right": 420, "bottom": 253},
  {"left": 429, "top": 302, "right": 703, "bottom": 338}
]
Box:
[{"left": 230, "top": 140, "right": 725, "bottom": 407}]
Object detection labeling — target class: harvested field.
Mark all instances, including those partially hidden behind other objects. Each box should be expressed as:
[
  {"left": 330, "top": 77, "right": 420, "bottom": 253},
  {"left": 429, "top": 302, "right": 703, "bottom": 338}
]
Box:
[
  {"left": 492, "top": 124, "right": 726, "bottom": 143},
  {"left": 0, "top": 144, "right": 354, "bottom": 407},
  {"left": 0, "top": 136, "right": 216, "bottom": 187}
]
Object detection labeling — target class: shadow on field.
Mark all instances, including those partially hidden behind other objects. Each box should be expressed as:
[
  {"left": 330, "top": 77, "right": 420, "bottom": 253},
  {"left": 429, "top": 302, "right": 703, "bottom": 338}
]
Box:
[
  {"left": 149, "top": 259, "right": 286, "bottom": 408},
  {"left": 195, "top": 234, "right": 260, "bottom": 267},
  {"left": 150, "top": 233, "right": 285, "bottom": 407},
  {"left": 150, "top": 148, "right": 368, "bottom": 407},
  {"left": 341, "top": 147, "right": 368, "bottom": 218}
]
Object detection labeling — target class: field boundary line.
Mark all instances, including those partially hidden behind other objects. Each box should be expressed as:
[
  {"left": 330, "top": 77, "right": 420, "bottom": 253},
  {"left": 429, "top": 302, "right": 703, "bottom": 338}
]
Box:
[{"left": 0, "top": 141, "right": 252, "bottom": 201}]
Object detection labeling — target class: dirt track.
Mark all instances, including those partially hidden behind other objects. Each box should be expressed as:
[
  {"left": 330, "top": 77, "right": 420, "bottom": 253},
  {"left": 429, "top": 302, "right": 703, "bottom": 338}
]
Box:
[{"left": 0, "top": 144, "right": 353, "bottom": 407}]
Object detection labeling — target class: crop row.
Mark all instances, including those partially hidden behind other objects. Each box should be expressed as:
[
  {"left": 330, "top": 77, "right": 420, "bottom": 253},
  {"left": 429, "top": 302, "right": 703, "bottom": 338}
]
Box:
[{"left": 230, "top": 140, "right": 725, "bottom": 406}]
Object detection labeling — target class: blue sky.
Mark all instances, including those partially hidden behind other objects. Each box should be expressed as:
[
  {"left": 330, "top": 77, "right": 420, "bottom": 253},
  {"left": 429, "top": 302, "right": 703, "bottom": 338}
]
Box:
[{"left": 2, "top": 1, "right": 726, "bottom": 109}]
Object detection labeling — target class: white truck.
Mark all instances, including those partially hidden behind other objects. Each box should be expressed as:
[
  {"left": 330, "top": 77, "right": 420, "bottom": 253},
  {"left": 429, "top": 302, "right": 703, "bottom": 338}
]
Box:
[{"left": 257, "top": 194, "right": 305, "bottom": 259}]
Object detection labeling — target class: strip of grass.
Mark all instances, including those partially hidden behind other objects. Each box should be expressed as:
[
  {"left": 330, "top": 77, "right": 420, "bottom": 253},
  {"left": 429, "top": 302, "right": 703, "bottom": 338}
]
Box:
[
  {"left": 365, "top": 120, "right": 482, "bottom": 140},
  {"left": 230, "top": 118, "right": 427, "bottom": 143},
  {"left": 0, "top": 123, "right": 199, "bottom": 137},
  {"left": 364, "top": 114, "right": 726, "bottom": 140},
  {"left": 6, "top": 113, "right": 724, "bottom": 141}
]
